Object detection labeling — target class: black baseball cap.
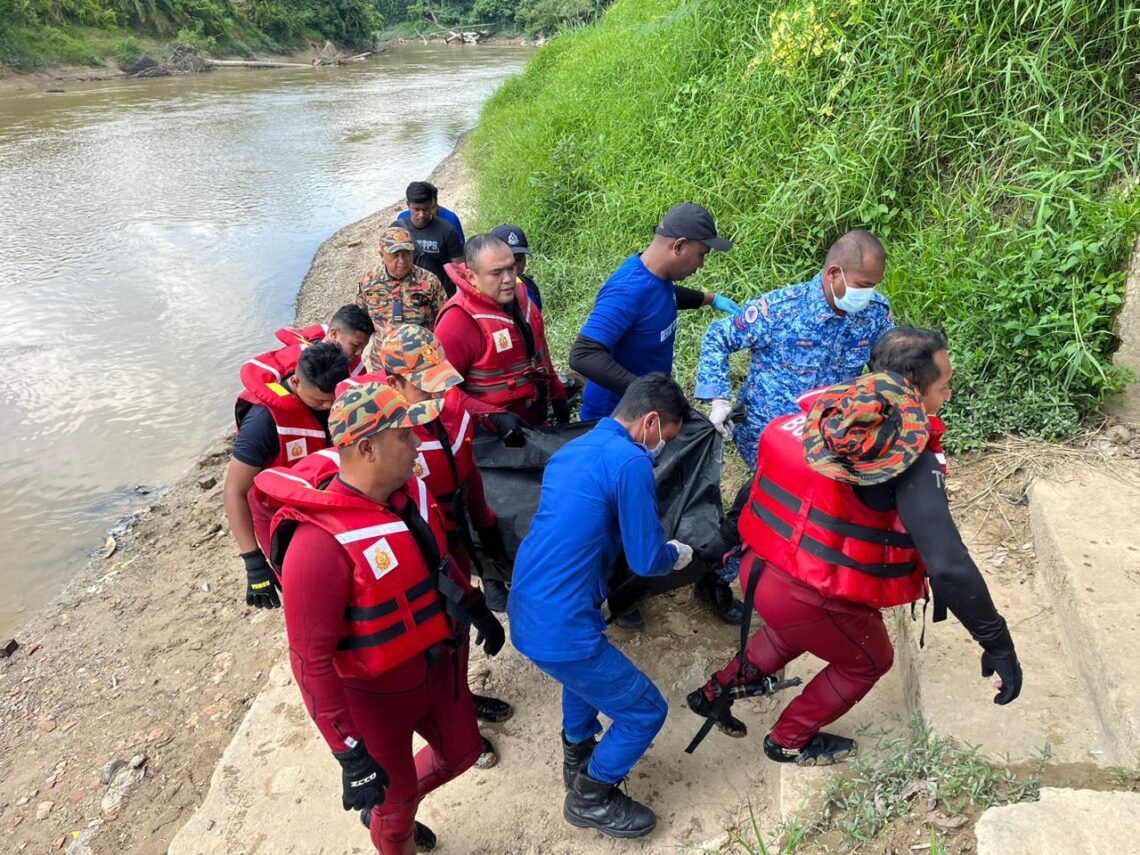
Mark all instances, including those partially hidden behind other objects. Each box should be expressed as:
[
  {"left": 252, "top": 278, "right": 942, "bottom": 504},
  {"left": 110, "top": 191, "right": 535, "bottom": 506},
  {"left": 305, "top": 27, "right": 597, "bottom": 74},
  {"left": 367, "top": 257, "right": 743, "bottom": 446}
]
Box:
[
  {"left": 654, "top": 203, "right": 733, "bottom": 251},
  {"left": 491, "top": 224, "right": 531, "bottom": 256}
]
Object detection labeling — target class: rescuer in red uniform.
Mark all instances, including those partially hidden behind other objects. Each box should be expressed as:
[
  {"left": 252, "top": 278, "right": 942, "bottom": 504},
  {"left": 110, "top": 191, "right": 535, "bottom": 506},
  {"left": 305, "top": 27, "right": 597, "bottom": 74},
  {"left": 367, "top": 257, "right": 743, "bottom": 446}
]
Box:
[
  {"left": 256, "top": 381, "right": 505, "bottom": 854},
  {"left": 268, "top": 303, "right": 374, "bottom": 377},
  {"left": 226, "top": 341, "right": 349, "bottom": 609},
  {"left": 435, "top": 234, "right": 570, "bottom": 441},
  {"left": 687, "top": 327, "right": 1023, "bottom": 765}
]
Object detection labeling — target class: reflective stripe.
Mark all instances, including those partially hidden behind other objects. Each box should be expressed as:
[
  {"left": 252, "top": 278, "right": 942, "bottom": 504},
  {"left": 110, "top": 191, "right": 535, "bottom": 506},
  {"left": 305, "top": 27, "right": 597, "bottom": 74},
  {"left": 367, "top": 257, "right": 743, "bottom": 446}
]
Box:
[
  {"left": 315, "top": 448, "right": 340, "bottom": 462},
  {"left": 935, "top": 453, "right": 946, "bottom": 465},
  {"left": 751, "top": 499, "right": 918, "bottom": 578},
  {"left": 276, "top": 426, "right": 327, "bottom": 439},
  {"left": 247, "top": 358, "right": 282, "bottom": 382},
  {"left": 416, "top": 479, "right": 430, "bottom": 522},
  {"left": 451, "top": 410, "right": 470, "bottom": 454},
  {"left": 351, "top": 362, "right": 365, "bottom": 376},
  {"left": 418, "top": 440, "right": 443, "bottom": 451},
  {"left": 267, "top": 471, "right": 313, "bottom": 487},
  {"left": 335, "top": 522, "right": 408, "bottom": 544},
  {"left": 470, "top": 313, "right": 511, "bottom": 323},
  {"left": 759, "top": 475, "right": 915, "bottom": 549}
]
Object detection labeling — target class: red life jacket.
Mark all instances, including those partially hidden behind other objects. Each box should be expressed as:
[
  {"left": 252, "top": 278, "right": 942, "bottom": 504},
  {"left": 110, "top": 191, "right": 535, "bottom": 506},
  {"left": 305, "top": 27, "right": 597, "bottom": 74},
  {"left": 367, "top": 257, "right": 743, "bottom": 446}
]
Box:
[
  {"left": 438, "top": 263, "right": 553, "bottom": 412},
  {"left": 257, "top": 470, "right": 456, "bottom": 679},
  {"left": 336, "top": 373, "right": 475, "bottom": 535},
  {"left": 275, "top": 324, "right": 364, "bottom": 376},
  {"left": 738, "top": 390, "right": 948, "bottom": 609},
  {"left": 247, "top": 448, "right": 342, "bottom": 559},
  {"left": 235, "top": 348, "right": 330, "bottom": 468}
]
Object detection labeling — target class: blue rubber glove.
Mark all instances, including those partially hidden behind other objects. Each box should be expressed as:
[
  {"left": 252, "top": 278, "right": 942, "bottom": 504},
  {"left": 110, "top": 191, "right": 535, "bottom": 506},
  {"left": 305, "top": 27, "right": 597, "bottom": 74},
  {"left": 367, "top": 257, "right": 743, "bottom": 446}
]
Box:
[{"left": 711, "top": 294, "right": 741, "bottom": 315}]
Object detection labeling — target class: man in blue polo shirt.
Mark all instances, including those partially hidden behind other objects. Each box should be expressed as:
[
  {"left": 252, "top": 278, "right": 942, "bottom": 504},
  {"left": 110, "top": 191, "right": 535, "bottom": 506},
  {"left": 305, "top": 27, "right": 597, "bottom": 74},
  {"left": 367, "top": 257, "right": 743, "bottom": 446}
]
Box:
[
  {"left": 508, "top": 374, "right": 694, "bottom": 840},
  {"left": 569, "top": 203, "right": 741, "bottom": 628},
  {"left": 571, "top": 203, "right": 738, "bottom": 422}
]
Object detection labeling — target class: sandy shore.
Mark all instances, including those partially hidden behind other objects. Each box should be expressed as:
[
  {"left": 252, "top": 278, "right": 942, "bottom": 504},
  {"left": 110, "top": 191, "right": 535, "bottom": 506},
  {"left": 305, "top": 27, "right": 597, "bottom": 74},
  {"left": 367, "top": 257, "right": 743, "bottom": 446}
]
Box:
[{"left": 0, "top": 139, "right": 473, "bottom": 854}]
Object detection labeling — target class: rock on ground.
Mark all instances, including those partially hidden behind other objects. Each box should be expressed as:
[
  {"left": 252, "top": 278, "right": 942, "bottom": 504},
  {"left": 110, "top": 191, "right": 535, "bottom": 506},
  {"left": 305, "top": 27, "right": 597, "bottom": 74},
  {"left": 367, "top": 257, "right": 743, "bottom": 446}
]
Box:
[{"left": 975, "top": 787, "right": 1140, "bottom": 854}]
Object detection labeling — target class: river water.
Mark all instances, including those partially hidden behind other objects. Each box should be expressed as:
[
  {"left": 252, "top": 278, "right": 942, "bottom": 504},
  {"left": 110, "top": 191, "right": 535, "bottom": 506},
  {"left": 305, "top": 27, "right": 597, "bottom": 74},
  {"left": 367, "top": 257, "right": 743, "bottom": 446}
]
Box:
[{"left": 0, "top": 45, "right": 531, "bottom": 636}]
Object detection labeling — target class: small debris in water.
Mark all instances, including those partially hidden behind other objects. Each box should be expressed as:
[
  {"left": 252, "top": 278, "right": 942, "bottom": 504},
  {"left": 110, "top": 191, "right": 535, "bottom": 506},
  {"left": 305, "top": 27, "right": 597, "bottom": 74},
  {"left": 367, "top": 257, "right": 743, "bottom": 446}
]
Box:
[{"left": 100, "top": 537, "right": 117, "bottom": 559}]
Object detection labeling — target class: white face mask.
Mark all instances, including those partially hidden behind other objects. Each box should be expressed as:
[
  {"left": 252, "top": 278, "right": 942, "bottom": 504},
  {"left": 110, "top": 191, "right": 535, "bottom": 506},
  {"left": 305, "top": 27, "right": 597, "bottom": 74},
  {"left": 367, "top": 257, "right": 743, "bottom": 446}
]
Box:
[
  {"left": 641, "top": 415, "right": 666, "bottom": 462},
  {"left": 833, "top": 268, "right": 876, "bottom": 314}
]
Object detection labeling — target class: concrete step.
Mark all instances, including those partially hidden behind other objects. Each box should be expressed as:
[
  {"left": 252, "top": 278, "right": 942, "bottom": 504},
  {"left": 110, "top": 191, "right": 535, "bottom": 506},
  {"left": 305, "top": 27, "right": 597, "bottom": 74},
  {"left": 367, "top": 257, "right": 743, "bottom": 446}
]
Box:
[
  {"left": 890, "top": 564, "right": 1114, "bottom": 766},
  {"left": 1030, "top": 468, "right": 1140, "bottom": 765},
  {"left": 168, "top": 594, "right": 787, "bottom": 854},
  {"left": 975, "top": 787, "right": 1140, "bottom": 855}
]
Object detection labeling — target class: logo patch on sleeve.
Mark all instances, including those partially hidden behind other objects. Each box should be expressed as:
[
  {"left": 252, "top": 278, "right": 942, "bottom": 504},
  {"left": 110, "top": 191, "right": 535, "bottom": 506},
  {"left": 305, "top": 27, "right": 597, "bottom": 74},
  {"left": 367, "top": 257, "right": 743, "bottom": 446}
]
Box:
[
  {"left": 285, "top": 439, "right": 307, "bottom": 461},
  {"left": 744, "top": 304, "right": 760, "bottom": 324},
  {"left": 365, "top": 538, "right": 399, "bottom": 580},
  {"left": 493, "top": 329, "right": 512, "bottom": 353}
]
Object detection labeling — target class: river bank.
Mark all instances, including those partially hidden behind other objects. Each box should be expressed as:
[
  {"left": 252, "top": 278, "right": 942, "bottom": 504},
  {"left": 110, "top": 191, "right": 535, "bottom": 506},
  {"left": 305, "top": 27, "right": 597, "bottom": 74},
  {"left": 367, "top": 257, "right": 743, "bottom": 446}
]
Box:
[
  {"left": 0, "top": 36, "right": 538, "bottom": 93},
  {"left": 0, "top": 141, "right": 473, "bottom": 854}
]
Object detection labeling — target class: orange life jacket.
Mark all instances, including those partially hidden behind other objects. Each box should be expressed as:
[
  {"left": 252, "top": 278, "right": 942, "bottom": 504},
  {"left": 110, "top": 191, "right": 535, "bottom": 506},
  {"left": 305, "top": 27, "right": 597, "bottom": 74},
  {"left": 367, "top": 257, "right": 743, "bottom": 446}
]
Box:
[
  {"left": 437, "top": 264, "right": 553, "bottom": 412},
  {"left": 235, "top": 348, "right": 330, "bottom": 468},
  {"left": 336, "top": 374, "right": 476, "bottom": 535},
  {"left": 275, "top": 323, "right": 364, "bottom": 375},
  {"left": 738, "top": 391, "right": 946, "bottom": 609},
  {"left": 257, "top": 470, "right": 457, "bottom": 679}
]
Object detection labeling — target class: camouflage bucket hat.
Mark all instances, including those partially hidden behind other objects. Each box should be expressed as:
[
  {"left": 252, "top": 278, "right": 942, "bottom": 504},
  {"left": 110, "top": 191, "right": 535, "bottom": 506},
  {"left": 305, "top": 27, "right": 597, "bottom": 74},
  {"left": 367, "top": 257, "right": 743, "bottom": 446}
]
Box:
[
  {"left": 379, "top": 324, "right": 463, "bottom": 394},
  {"left": 379, "top": 226, "right": 415, "bottom": 253},
  {"left": 802, "top": 372, "right": 930, "bottom": 485},
  {"left": 328, "top": 381, "right": 442, "bottom": 447}
]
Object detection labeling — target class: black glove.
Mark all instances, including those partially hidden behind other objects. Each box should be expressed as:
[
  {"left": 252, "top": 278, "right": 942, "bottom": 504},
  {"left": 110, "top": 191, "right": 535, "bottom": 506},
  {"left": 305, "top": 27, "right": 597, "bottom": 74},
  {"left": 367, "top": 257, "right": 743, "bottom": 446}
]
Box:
[
  {"left": 242, "top": 550, "right": 280, "bottom": 609},
  {"left": 476, "top": 524, "right": 509, "bottom": 566},
  {"left": 552, "top": 399, "right": 572, "bottom": 425},
  {"left": 333, "top": 740, "right": 389, "bottom": 812},
  {"left": 469, "top": 602, "right": 506, "bottom": 657},
  {"left": 981, "top": 647, "right": 1022, "bottom": 705},
  {"left": 487, "top": 411, "right": 527, "bottom": 446}
]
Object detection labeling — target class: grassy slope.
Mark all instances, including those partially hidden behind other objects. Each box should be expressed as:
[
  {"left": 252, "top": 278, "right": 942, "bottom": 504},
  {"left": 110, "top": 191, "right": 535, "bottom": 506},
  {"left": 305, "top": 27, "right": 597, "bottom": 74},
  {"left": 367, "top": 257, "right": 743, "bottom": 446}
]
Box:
[{"left": 469, "top": 0, "right": 1140, "bottom": 447}]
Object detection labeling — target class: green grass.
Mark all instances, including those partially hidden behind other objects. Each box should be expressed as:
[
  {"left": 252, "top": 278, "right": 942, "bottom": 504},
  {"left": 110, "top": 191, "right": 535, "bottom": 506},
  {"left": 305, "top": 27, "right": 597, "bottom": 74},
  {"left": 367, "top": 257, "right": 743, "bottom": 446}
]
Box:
[
  {"left": 719, "top": 719, "right": 1040, "bottom": 853},
  {"left": 470, "top": 0, "right": 1140, "bottom": 448}
]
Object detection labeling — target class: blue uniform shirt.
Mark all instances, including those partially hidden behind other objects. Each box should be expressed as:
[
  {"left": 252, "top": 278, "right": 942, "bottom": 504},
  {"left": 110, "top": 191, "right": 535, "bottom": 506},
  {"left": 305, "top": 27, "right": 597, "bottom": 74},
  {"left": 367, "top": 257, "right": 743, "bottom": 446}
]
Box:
[
  {"left": 579, "top": 255, "right": 679, "bottom": 420},
  {"left": 508, "top": 419, "right": 678, "bottom": 662},
  {"left": 695, "top": 274, "right": 893, "bottom": 468}
]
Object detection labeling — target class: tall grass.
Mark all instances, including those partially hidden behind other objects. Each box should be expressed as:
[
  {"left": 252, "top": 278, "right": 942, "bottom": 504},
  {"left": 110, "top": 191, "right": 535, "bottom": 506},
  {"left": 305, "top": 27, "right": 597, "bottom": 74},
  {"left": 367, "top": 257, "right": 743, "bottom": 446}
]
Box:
[{"left": 470, "top": 0, "right": 1140, "bottom": 447}]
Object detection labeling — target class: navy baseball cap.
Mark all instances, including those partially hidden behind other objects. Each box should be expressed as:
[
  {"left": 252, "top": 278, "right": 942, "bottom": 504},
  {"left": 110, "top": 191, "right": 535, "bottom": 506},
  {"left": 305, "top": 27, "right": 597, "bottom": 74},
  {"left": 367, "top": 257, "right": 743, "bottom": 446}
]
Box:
[
  {"left": 654, "top": 203, "right": 733, "bottom": 251},
  {"left": 491, "top": 224, "right": 531, "bottom": 256}
]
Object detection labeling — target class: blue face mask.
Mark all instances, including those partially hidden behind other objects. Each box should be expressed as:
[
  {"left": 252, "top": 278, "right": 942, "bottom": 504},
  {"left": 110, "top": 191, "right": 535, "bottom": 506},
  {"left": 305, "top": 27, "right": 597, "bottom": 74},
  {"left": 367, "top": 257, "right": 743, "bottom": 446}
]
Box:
[{"left": 833, "top": 269, "right": 876, "bottom": 314}]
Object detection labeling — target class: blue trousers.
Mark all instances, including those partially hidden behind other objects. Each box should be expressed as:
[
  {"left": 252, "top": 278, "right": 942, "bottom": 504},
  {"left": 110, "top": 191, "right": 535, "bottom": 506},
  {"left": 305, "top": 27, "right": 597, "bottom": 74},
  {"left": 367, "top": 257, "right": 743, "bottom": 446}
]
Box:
[{"left": 531, "top": 640, "right": 668, "bottom": 783}]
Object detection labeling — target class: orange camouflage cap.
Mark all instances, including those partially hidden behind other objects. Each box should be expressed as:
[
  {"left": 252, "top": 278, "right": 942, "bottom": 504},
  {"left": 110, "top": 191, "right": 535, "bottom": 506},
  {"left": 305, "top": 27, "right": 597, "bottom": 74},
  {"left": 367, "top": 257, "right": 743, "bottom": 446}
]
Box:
[
  {"left": 802, "top": 372, "right": 930, "bottom": 485},
  {"left": 378, "top": 324, "right": 463, "bottom": 394},
  {"left": 379, "top": 226, "right": 415, "bottom": 253},
  {"left": 328, "top": 381, "right": 442, "bottom": 447}
]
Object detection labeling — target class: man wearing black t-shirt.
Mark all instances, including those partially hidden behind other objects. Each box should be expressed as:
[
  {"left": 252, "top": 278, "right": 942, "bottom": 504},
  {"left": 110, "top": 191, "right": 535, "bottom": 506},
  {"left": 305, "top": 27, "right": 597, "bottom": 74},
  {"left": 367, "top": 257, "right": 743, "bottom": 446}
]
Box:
[{"left": 392, "top": 181, "right": 465, "bottom": 293}]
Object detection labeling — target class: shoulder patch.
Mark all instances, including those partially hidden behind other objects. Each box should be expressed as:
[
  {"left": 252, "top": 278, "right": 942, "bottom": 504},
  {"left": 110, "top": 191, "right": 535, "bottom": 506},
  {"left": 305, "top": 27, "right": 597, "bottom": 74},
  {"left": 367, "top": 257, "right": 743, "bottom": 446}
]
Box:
[{"left": 744, "top": 304, "right": 760, "bottom": 324}]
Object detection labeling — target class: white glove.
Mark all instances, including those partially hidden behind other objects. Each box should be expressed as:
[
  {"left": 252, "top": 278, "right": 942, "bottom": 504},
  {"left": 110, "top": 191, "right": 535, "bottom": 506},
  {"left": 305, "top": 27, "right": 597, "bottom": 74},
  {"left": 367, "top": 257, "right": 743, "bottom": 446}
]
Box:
[
  {"left": 667, "top": 540, "right": 694, "bottom": 571},
  {"left": 709, "top": 399, "right": 734, "bottom": 439}
]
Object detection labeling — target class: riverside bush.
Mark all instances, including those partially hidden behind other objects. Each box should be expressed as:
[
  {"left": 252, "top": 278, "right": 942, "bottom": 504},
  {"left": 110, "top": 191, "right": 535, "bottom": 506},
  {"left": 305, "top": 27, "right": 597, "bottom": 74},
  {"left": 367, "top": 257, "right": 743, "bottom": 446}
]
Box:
[{"left": 470, "top": 0, "right": 1140, "bottom": 448}]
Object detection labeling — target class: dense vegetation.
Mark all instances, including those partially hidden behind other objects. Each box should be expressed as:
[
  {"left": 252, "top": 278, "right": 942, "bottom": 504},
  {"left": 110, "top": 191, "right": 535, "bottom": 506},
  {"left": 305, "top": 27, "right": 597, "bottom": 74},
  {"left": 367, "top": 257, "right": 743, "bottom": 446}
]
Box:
[
  {"left": 470, "top": 0, "right": 1140, "bottom": 448},
  {"left": 0, "top": 0, "right": 606, "bottom": 67},
  {"left": 0, "top": 0, "right": 384, "bottom": 65}
]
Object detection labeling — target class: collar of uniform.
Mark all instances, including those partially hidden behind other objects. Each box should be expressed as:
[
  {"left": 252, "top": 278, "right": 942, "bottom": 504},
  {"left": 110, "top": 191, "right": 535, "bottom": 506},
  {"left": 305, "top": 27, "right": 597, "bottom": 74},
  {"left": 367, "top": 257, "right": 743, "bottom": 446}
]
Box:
[
  {"left": 807, "top": 273, "right": 841, "bottom": 322},
  {"left": 633, "top": 253, "right": 672, "bottom": 290},
  {"left": 597, "top": 417, "right": 634, "bottom": 442},
  {"left": 376, "top": 265, "right": 415, "bottom": 286}
]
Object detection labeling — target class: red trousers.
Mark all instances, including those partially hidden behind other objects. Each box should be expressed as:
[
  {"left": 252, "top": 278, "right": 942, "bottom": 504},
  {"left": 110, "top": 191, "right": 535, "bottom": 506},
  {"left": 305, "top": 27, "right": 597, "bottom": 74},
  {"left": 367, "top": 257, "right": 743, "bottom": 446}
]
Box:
[
  {"left": 714, "top": 557, "right": 894, "bottom": 749},
  {"left": 348, "top": 649, "right": 481, "bottom": 855}
]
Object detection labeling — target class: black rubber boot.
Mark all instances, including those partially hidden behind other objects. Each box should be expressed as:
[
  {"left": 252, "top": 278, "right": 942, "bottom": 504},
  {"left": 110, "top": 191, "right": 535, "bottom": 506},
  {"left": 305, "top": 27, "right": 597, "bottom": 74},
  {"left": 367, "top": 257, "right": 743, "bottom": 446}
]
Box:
[
  {"left": 561, "top": 731, "right": 598, "bottom": 790},
  {"left": 763, "top": 732, "right": 856, "bottom": 766},
  {"left": 615, "top": 606, "right": 645, "bottom": 631},
  {"left": 472, "top": 694, "right": 514, "bottom": 723},
  {"left": 359, "top": 813, "right": 437, "bottom": 851},
  {"left": 563, "top": 771, "right": 657, "bottom": 839},
  {"left": 693, "top": 571, "right": 746, "bottom": 625},
  {"left": 483, "top": 579, "right": 509, "bottom": 613},
  {"left": 475, "top": 735, "right": 498, "bottom": 769}
]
